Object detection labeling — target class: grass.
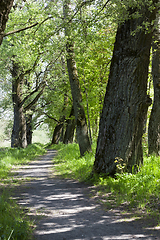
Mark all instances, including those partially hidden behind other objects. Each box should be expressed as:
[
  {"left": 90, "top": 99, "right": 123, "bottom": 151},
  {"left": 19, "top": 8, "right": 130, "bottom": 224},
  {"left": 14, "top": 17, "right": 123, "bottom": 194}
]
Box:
[
  {"left": 52, "top": 142, "right": 96, "bottom": 181},
  {"left": 52, "top": 142, "right": 160, "bottom": 225},
  {"left": 0, "top": 143, "right": 47, "bottom": 240}
]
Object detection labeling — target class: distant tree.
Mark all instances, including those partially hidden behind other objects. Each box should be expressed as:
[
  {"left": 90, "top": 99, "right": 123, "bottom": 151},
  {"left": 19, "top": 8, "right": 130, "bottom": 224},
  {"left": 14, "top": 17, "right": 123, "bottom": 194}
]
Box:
[
  {"left": 10, "top": 59, "right": 45, "bottom": 148},
  {"left": 63, "top": 105, "right": 75, "bottom": 144},
  {"left": 63, "top": 0, "right": 92, "bottom": 156},
  {"left": 11, "top": 60, "right": 27, "bottom": 148},
  {"left": 94, "top": 1, "right": 158, "bottom": 176}
]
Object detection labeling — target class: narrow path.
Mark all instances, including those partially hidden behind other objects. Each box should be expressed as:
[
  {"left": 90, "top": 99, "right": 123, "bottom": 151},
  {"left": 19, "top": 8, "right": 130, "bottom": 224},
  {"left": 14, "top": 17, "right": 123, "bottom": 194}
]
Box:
[{"left": 14, "top": 150, "right": 159, "bottom": 240}]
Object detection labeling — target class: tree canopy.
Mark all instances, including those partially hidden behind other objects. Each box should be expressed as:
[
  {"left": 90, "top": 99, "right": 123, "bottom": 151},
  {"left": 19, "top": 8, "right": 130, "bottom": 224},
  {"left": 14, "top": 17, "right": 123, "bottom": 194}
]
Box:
[{"left": 0, "top": 0, "right": 159, "bottom": 174}]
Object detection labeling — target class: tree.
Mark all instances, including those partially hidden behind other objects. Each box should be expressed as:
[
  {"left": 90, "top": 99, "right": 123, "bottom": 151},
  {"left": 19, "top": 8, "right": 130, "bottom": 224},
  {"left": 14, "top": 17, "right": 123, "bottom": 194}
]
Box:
[
  {"left": 63, "top": 0, "right": 92, "bottom": 156},
  {"left": 0, "top": 0, "right": 57, "bottom": 147},
  {"left": 94, "top": 1, "right": 158, "bottom": 176},
  {"left": 10, "top": 58, "right": 46, "bottom": 148},
  {"left": 11, "top": 60, "right": 27, "bottom": 148},
  {"left": 63, "top": 105, "right": 75, "bottom": 144},
  {"left": 0, "top": 0, "right": 14, "bottom": 46},
  {"left": 148, "top": 11, "right": 160, "bottom": 155}
]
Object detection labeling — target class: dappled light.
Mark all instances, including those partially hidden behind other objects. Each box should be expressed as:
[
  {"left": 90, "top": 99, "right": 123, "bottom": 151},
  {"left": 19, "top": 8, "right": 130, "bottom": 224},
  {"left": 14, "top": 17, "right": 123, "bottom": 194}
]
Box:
[
  {"left": 0, "top": 0, "right": 160, "bottom": 239},
  {"left": 12, "top": 150, "right": 159, "bottom": 240}
]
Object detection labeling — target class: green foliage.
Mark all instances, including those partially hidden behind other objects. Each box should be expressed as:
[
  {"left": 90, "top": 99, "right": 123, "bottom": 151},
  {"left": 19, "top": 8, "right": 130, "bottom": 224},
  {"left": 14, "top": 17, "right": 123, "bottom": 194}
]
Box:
[
  {"left": 53, "top": 142, "right": 96, "bottom": 181},
  {"left": 53, "top": 142, "right": 160, "bottom": 214},
  {"left": 76, "top": 25, "right": 116, "bottom": 137}
]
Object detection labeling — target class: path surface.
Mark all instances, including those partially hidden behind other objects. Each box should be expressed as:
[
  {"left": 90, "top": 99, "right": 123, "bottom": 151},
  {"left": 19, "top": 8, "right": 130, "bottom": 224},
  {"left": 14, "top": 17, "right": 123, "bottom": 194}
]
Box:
[{"left": 13, "top": 150, "right": 159, "bottom": 240}]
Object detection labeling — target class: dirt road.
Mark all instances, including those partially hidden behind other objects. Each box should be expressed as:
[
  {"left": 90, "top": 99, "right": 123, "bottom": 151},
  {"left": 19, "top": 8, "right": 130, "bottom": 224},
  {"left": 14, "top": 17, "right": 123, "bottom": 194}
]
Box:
[{"left": 13, "top": 150, "right": 159, "bottom": 240}]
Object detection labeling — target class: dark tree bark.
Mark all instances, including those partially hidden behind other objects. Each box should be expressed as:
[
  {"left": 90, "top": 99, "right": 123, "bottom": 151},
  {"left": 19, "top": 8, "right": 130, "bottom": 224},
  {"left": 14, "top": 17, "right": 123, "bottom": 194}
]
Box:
[
  {"left": 63, "top": 0, "right": 92, "bottom": 156},
  {"left": 26, "top": 112, "right": 33, "bottom": 145},
  {"left": 0, "top": 0, "right": 14, "bottom": 45},
  {"left": 63, "top": 105, "right": 75, "bottom": 144},
  {"left": 51, "top": 122, "right": 64, "bottom": 144},
  {"left": 148, "top": 12, "right": 160, "bottom": 155},
  {"left": 11, "top": 62, "right": 27, "bottom": 148},
  {"left": 94, "top": 4, "right": 157, "bottom": 175}
]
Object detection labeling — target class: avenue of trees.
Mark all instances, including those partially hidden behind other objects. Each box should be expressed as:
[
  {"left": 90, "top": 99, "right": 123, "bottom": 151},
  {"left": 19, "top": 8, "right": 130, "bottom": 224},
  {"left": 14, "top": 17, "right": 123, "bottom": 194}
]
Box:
[{"left": 0, "top": 0, "right": 160, "bottom": 176}]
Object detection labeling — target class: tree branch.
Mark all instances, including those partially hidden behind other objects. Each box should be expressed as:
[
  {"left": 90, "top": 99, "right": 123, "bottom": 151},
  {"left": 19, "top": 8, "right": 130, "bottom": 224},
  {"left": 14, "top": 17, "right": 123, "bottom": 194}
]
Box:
[
  {"left": 90, "top": 0, "right": 111, "bottom": 23},
  {"left": 21, "top": 81, "right": 46, "bottom": 107},
  {"left": 4, "top": 16, "right": 53, "bottom": 37},
  {"left": 4, "top": 22, "right": 39, "bottom": 37},
  {"left": 34, "top": 120, "right": 44, "bottom": 129},
  {"left": 24, "top": 84, "right": 46, "bottom": 111},
  {"left": 42, "top": 112, "right": 59, "bottom": 123}
]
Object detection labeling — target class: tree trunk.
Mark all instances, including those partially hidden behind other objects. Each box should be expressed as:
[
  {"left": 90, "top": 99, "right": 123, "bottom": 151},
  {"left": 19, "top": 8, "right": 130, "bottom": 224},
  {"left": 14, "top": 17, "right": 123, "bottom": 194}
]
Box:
[
  {"left": 148, "top": 12, "right": 160, "bottom": 155},
  {"left": 0, "top": 0, "right": 14, "bottom": 45},
  {"left": 26, "top": 113, "right": 33, "bottom": 145},
  {"left": 51, "top": 122, "right": 64, "bottom": 144},
  {"left": 11, "top": 62, "right": 27, "bottom": 148},
  {"left": 63, "top": 0, "right": 92, "bottom": 156},
  {"left": 94, "top": 6, "right": 157, "bottom": 175},
  {"left": 63, "top": 105, "right": 75, "bottom": 144}
]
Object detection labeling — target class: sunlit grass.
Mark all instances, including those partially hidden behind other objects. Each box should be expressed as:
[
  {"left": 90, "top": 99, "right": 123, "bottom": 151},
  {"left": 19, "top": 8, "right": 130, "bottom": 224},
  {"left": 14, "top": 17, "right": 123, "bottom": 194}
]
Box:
[
  {"left": 0, "top": 143, "right": 46, "bottom": 179},
  {"left": 53, "top": 142, "right": 160, "bottom": 218},
  {"left": 53, "top": 142, "right": 96, "bottom": 181}
]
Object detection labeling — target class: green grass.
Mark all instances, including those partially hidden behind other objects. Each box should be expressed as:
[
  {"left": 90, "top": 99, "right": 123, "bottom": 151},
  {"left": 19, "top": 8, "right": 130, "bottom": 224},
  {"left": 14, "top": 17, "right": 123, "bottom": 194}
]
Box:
[
  {"left": 0, "top": 143, "right": 47, "bottom": 240},
  {"left": 52, "top": 142, "right": 96, "bottom": 181},
  {"left": 0, "top": 192, "right": 32, "bottom": 240},
  {"left": 0, "top": 143, "right": 46, "bottom": 179},
  {"left": 52, "top": 142, "right": 160, "bottom": 221}
]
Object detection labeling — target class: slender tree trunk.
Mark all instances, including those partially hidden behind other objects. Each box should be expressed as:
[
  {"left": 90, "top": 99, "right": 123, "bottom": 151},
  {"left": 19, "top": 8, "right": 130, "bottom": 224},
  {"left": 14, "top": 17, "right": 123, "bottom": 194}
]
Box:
[
  {"left": 148, "top": 12, "right": 160, "bottom": 155},
  {"left": 83, "top": 70, "right": 92, "bottom": 145},
  {"left": 24, "top": 83, "right": 45, "bottom": 145},
  {"left": 0, "top": 0, "right": 14, "bottom": 45},
  {"left": 11, "top": 62, "right": 27, "bottom": 148},
  {"left": 63, "top": 105, "right": 75, "bottom": 144},
  {"left": 63, "top": 0, "right": 91, "bottom": 156},
  {"left": 51, "top": 122, "right": 64, "bottom": 144},
  {"left": 26, "top": 113, "right": 33, "bottom": 145},
  {"left": 94, "top": 5, "right": 157, "bottom": 175}
]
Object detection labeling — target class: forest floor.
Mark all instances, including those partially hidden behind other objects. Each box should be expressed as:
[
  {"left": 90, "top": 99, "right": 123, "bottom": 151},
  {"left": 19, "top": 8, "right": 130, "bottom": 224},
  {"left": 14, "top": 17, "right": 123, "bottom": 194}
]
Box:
[{"left": 11, "top": 150, "right": 160, "bottom": 240}]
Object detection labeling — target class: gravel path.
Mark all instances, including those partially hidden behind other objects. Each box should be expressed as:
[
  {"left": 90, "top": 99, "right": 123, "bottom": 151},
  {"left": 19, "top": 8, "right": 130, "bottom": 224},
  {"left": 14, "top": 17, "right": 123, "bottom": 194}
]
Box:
[{"left": 13, "top": 150, "right": 159, "bottom": 240}]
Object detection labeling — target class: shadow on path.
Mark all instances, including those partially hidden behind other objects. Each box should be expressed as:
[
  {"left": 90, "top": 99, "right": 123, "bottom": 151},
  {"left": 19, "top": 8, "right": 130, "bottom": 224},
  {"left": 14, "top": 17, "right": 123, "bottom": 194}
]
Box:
[{"left": 13, "top": 150, "right": 159, "bottom": 240}]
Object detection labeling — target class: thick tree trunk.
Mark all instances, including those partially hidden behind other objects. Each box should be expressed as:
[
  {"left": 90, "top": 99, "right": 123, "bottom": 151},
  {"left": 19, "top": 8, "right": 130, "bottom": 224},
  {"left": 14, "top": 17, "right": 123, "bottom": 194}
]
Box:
[
  {"left": 11, "top": 62, "right": 27, "bottom": 148},
  {"left": 63, "top": 105, "right": 75, "bottom": 144},
  {"left": 94, "top": 6, "right": 156, "bottom": 175},
  {"left": 148, "top": 13, "right": 160, "bottom": 155},
  {"left": 0, "top": 0, "right": 14, "bottom": 45},
  {"left": 63, "top": 0, "right": 92, "bottom": 156}
]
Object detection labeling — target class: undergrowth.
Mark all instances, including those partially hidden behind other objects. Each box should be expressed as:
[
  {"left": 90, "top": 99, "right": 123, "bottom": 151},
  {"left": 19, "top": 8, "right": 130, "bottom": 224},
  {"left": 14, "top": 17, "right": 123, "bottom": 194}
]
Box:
[
  {"left": 0, "top": 143, "right": 46, "bottom": 240},
  {"left": 53, "top": 142, "right": 160, "bottom": 220}
]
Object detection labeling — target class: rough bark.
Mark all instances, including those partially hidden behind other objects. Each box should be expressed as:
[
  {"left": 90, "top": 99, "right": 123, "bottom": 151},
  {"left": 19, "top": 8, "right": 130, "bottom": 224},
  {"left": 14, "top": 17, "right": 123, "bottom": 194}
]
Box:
[
  {"left": 63, "top": 0, "right": 92, "bottom": 156},
  {"left": 148, "top": 12, "right": 160, "bottom": 155},
  {"left": 94, "top": 5, "right": 157, "bottom": 175},
  {"left": 0, "top": 0, "right": 14, "bottom": 45},
  {"left": 63, "top": 105, "right": 75, "bottom": 144},
  {"left": 11, "top": 62, "right": 27, "bottom": 148}
]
